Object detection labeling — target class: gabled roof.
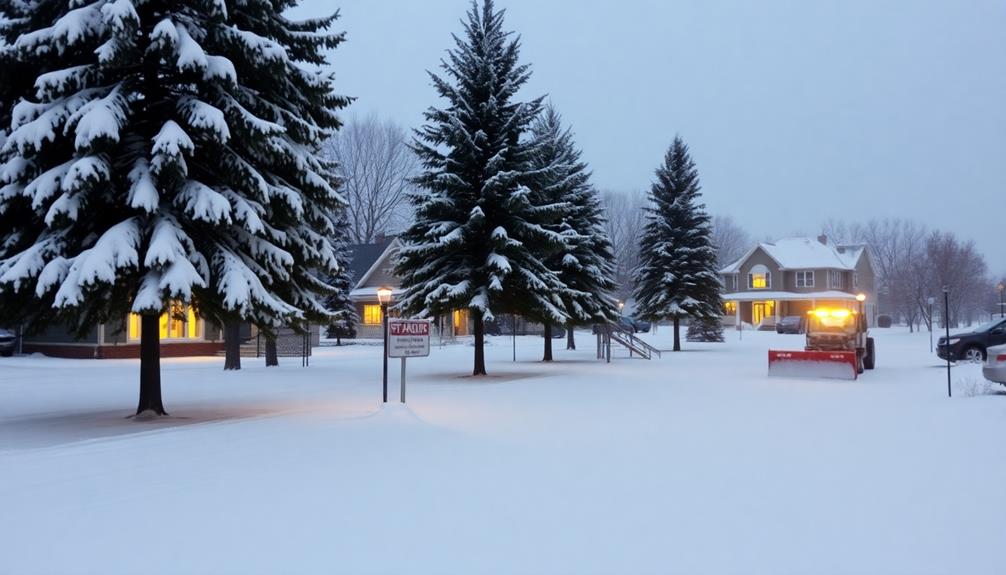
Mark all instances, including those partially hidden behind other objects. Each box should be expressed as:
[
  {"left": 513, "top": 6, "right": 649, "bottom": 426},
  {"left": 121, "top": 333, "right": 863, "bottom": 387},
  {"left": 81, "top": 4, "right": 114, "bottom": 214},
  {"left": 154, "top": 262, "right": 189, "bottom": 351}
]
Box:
[
  {"left": 719, "top": 237, "right": 869, "bottom": 273},
  {"left": 346, "top": 238, "right": 397, "bottom": 290}
]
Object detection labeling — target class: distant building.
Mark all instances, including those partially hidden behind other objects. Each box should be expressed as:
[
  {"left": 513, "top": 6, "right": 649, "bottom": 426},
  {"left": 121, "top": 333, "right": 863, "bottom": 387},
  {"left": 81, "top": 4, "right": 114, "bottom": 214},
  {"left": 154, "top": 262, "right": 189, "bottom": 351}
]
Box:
[
  {"left": 719, "top": 235, "right": 876, "bottom": 330},
  {"left": 21, "top": 304, "right": 225, "bottom": 359},
  {"left": 346, "top": 238, "right": 471, "bottom": 339}
]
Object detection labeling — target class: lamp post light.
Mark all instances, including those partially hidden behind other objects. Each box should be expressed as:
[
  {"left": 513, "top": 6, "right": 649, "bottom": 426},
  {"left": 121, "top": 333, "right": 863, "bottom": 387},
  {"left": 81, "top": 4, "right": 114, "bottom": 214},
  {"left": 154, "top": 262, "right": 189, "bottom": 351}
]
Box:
[
  {"left": 998, "top": 282, "right": 1005, "bottom": 319},
  {"left": 618, "top": 300, "right": 624, "bottom": 315},
  {"left": 943, "top": 286, "right": 951, "bottom": 398},
  {"left": 927, "top": 296, "right": 935, "bottom": 352},
  {"left": 377, "top": 287, "right": 393, "bottom": 403}
]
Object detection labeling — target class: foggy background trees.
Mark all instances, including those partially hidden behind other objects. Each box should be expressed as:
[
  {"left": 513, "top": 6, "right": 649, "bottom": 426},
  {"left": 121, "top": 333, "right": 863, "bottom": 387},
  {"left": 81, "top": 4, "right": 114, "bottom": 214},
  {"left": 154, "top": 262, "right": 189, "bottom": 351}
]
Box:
[
  {"left": 322, "top": 114, "right": 416, "bottom": 244},
  {"left": 820, "top": 218, "right": 995, "bottom": 328}
]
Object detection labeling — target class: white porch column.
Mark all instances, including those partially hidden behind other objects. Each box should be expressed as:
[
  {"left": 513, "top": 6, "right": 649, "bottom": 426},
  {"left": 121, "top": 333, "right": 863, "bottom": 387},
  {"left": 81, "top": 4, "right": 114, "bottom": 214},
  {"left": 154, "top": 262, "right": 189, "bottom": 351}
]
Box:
[{"left": 735, "top": 301, "right": 741, "bottom": 327}]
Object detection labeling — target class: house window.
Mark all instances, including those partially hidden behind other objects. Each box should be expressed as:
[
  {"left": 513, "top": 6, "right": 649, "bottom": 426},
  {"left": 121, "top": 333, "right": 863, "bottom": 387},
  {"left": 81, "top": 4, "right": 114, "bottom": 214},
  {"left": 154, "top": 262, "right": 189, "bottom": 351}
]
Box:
[
  {"left": 128, "top": 302, "right": 199, "bottom": 340},
  {"left": 748, "top": 265, "right": 770, "bottom": 289},
  {"left": 724, "top": 301, "right": 737, "bottom": 315},
  {"left": 731, "top": 275, "right": 738, "bottom": 291},
  {"left": 829, "top": 271, "right": 844, "bottom": 289},
  {"left": 363, "top": 304, "right": 383, "bottom": 325},
  {"left": 853, "top": 272, "right": 859, "bottom": 289},
  {"left": 796, "top": 271, "right": 815, "bottom": 288}
]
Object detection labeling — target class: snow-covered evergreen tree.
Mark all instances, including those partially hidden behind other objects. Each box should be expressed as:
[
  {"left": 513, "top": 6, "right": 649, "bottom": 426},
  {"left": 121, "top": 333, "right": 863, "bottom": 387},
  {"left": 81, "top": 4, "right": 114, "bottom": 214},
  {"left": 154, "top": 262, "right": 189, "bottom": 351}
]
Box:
[
  {"left": 686, "top": 317, "right": 725, "bottom": 342},
  {"left": 396, "top": 0, "right": 568, "bottom": 375},
  {"left": 529, "top": 105, "right": 617, "bottom": 358},
  {"left": 632, "top": 137, "right": 722, "bottom": 351},
  {"left": 0, "top": 0, "right": 349, "bottom": 414},
  {"left": 325, "top": 206, "right": 357, "bottom": 345}
]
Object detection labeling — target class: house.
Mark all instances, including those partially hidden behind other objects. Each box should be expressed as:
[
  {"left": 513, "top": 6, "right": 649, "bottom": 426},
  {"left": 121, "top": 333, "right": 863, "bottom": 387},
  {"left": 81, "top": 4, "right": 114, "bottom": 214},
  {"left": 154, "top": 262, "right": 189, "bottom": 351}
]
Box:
[
  {"left": 20, "top": 303, "right": 322, "bottom": 360},
  {"left": 719, "top": 235, "right": 876, "bottom": 329},
  {"left": 21, "top": 302, "right": 226, "bottom": 359},
  {"left": 347, "top": 238, "right": 470, "bottom": 339}
]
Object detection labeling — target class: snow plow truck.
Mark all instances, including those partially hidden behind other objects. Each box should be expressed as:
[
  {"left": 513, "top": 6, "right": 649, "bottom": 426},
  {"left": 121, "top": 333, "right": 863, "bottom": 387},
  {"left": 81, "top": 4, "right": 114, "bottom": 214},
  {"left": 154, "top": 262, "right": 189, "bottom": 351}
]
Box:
[{"left": 768, "top": 297, "right": 876, "bottom": 380}]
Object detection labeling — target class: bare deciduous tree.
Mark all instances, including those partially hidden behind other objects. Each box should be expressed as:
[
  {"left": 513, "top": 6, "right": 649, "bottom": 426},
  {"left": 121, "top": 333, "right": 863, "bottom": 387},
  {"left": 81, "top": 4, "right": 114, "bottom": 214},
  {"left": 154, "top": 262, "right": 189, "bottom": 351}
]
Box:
[
  {"left": 321, "top": 114, "right": 416, "bottom": 244},
  {"left": 711, "top": 215, "right": 751, "bottom": 269},
  {"left": 923, "top": 231, "right": 989, "bottom": 327},
  {"left": 821, "top": 217, "right": 992, "bottom": 330},
  {"left": 601, "top": 190, "right": 646, "bottom": 301}
]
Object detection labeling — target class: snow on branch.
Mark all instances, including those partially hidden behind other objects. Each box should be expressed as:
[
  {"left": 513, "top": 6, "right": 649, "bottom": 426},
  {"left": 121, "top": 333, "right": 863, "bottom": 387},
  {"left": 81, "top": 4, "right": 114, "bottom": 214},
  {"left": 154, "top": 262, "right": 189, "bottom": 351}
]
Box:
[
  {"left": 177, "top": 180, "right": 232, "bottom": 224},
  {"left": 52, "top": 218, "right": 141, "bottom": 307},
  {"left": 178, "top": 97, "right": 230, "bottom": 142}
]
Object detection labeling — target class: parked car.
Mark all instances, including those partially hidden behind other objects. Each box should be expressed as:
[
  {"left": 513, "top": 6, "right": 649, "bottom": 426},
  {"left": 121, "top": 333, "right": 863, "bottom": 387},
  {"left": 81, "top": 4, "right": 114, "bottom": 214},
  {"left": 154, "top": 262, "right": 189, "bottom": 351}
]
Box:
[
  {"left": 617, "top": 315, "right": 650, "bottom": 333},
  {"left": 937, "top": 318, "right": 1006, "bottom": 363},
  {"left": 876, "top": 314, "right": 893, "bottom": 328},
  {"left": 775, "top": 315, "right": 805, "bottom": 334},
  {"left": 983, "top": 344, "right": 1006, "bottom": 385},
  {"left": 630, "top": 316, "right": 652, "bottom": 333},
  {"left": 0, "top": 328, "right": 16, "bottom": 357}
]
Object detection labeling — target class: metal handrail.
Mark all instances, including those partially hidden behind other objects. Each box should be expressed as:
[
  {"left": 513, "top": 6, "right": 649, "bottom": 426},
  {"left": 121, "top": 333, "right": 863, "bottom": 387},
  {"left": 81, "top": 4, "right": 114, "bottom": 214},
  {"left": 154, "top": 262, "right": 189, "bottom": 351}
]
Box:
[{"left": 608, "top": 323, "right": 662, "bottom": 359}]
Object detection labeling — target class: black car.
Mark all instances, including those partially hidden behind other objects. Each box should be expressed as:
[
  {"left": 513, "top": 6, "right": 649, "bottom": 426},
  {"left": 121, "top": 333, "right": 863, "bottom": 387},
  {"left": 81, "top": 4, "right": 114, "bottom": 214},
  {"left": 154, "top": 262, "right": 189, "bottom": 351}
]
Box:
[
  {"left": 776, "top": 315, "right": 805, "bottom": 334},
  {"left": 937, "top": 318, "right": 1006, "bottom": 363},
  {"left": 0, "top": 328, "right": 16, "bottom": 357}
]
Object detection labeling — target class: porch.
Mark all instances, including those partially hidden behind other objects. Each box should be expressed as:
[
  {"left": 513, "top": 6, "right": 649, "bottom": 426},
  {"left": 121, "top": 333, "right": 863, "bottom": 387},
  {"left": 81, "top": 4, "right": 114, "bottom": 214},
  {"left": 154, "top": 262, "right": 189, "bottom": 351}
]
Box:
[{"left": 722, "top": 290, "right": 860, "bottom": 330}]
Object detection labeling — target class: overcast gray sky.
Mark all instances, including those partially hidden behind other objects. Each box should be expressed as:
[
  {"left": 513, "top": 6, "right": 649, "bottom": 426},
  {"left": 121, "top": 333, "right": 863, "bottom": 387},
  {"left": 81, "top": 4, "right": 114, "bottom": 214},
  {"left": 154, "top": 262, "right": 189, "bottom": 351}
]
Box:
[{"left": 295, "top": 0, "right": 1006, "bottom": 274}]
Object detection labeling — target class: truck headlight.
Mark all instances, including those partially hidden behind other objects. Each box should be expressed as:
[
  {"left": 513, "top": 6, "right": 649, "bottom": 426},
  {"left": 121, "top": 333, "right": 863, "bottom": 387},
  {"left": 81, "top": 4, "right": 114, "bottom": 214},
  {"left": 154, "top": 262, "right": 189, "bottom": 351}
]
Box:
[{"left": 947, "top": 338, "right": 960, "bottom": 345}]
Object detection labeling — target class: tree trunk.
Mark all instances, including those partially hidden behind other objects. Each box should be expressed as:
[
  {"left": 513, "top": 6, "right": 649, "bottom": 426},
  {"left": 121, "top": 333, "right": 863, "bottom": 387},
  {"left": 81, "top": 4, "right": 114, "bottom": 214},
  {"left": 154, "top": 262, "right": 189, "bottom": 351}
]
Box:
[
  {"left": 265, "top": 334, "right": 278, "bottom": 367},
  {"left": 224, "top": 321, "right": 242, "bottom": 370},
  {"left": 473, "top": 312, "right": 486, "bottom": 376},
  {"left": 542, "top": 323, "right": 553, "bottom": 362},
  {"left": 673, "top": 316, "right": 681, "bottom": 352},
  {"left": 566, "top": 322, "right": 575, "bottom": 350},
  {"left": 137, "top": 313, "right": 167, "bottom": 416}
]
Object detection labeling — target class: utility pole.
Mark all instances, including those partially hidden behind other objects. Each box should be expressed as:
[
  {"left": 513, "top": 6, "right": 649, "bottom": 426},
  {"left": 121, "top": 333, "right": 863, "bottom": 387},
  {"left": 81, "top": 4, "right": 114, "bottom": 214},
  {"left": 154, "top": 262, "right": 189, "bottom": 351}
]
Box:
[{"left": 943, "top": 287, "right": 951, "bottom": 398}]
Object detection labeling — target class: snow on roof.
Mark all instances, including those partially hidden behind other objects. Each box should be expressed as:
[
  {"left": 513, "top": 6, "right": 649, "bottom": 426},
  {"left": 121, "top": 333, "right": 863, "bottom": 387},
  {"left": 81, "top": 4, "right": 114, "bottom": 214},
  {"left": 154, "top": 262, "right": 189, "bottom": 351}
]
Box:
[
  {"left": 349, "top": 286, "right": 404, "bottom": 301},
  {"left": 723, "top": 290, "right": 859, "bottom": 302},
  {"left": 719, "top": 237, "right": 866, "bottom": 273}
]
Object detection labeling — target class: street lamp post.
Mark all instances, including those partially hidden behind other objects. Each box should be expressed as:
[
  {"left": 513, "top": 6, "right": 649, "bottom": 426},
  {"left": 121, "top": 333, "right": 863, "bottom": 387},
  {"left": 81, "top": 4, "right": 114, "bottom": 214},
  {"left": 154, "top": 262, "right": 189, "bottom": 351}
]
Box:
[
  {"left": 927, "top": 296, "right": 935, "bottom": 353},
  {"left": 943, "top": 286, "right": 951, "bottom": 398},
  {"left": 998, "top": 282, "right": 1005, "bottom": 319},
  {"left": 377, "top": 287, "right": 393, "bottom": 403}
]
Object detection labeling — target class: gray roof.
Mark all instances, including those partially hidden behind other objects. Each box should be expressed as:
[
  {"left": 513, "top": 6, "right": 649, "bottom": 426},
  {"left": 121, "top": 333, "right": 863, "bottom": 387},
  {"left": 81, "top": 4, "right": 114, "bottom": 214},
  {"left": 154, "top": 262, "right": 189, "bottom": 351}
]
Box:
[{"left": 346, "top": 239, "right": 395, "bottom": 286}]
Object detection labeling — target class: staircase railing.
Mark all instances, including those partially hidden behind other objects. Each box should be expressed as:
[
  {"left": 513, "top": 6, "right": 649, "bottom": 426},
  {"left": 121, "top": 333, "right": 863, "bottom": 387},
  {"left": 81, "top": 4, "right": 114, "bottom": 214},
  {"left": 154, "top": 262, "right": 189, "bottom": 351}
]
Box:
[{"left": 595, "top": 323, "right": 661, "bottom": 361}]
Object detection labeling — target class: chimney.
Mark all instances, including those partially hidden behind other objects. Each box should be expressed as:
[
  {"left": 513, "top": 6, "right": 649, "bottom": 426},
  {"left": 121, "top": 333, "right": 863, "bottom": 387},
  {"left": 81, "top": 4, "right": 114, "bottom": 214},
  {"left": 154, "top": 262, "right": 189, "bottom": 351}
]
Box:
[{"left": 817, "top": 234, "right": 828, "bottom": 245}]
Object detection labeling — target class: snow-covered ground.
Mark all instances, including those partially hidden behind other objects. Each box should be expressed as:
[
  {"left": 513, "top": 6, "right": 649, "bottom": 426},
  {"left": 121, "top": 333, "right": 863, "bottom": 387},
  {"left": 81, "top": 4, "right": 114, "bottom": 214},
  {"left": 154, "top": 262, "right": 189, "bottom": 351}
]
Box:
[{"left": 1, "top": 327, "right": 1004, "bottom": 574}]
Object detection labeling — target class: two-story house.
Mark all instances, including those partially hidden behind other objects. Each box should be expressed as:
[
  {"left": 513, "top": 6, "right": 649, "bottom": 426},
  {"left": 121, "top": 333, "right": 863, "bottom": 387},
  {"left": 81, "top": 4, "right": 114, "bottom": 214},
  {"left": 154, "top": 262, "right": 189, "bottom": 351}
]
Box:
[{"left": 720, "top": 235, "right": 876, "bottom": 329}]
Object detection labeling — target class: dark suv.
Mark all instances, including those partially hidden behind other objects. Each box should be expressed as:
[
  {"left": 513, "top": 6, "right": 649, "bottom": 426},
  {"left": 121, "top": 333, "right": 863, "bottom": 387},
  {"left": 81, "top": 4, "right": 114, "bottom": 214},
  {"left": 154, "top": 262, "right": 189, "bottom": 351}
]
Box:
[
  {"left": 776, "top": 315, "right": 805, "bottom": 334},
  {"left": 937, "top": 318, "right": 1006, "bottom": 363}
]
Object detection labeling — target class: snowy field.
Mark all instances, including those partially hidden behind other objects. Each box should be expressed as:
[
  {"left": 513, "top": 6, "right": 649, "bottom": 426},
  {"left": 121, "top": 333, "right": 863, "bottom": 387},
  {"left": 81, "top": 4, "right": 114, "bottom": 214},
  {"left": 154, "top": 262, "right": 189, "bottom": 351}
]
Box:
[{"left": 1, "top": 327, "right": 1004, "bottom": 575}]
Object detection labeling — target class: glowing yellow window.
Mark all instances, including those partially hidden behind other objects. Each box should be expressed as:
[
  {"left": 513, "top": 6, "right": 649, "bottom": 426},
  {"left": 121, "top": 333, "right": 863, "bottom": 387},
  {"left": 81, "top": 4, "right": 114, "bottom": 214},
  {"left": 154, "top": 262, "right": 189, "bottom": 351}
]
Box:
[
  {"left": 751, "top": 274, "right": 767, "bottom": 288},
  {"left": 724, "top": 301, "right": 737, "bottom": 314},
  {"left": 363, "top": 304, "right": 382, "bottom": 325},
  {"left": 127, "top": 301, "right": 200, "bottom": 340}
]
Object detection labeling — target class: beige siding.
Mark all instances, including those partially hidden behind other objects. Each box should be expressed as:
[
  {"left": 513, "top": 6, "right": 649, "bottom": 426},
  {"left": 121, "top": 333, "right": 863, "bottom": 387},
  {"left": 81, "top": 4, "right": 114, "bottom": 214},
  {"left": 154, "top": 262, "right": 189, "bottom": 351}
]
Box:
[{"left": 737, "top": 247, "right": 782, "bottom": 292}]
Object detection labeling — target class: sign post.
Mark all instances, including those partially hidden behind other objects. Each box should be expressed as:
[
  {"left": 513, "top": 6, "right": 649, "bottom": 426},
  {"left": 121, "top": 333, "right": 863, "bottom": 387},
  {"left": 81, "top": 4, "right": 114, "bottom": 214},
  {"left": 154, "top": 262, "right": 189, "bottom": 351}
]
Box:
[{"left": 387, "top": 319, "right": 432, "bottom": 403}]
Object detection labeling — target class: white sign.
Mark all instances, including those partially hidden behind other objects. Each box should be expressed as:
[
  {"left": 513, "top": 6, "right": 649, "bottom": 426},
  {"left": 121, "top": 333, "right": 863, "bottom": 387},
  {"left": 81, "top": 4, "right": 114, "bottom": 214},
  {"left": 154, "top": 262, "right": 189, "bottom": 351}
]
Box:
[{"left": 388, "top": 319, "right": 431, "bottom": 358}]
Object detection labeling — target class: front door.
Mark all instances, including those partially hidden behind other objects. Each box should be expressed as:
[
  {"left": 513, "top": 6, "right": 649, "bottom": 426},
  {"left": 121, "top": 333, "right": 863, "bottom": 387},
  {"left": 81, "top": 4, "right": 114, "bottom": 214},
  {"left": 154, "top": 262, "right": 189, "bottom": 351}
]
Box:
[{"left": 752, "top": 301, "right": 775, "bottom": 326}]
